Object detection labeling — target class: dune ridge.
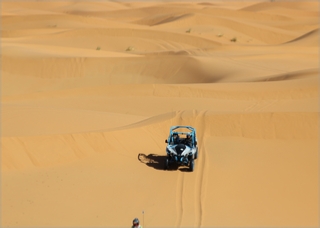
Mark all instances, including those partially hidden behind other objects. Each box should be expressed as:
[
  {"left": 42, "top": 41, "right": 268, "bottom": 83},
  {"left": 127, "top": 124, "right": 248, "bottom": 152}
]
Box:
[
  {"left": 1, "top": 1, "right": 318, "bottom": 227},
  {"left": 285, "top": 28, "right": 319, "bottom": 46},
  {"left": 2, "top": 111, "right": 317, "bottom": 171}
]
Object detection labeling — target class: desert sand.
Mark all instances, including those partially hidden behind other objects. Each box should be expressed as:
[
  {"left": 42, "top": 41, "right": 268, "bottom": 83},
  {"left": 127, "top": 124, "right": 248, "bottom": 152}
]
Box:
[{"left": 1, "top": 0, "right": 319, "bottom": 227}]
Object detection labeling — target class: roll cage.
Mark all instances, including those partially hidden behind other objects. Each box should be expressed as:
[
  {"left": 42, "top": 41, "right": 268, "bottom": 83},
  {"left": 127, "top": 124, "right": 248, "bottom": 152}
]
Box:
[{"left": 166, "top": 125, "right": 197, "bottom": 147}]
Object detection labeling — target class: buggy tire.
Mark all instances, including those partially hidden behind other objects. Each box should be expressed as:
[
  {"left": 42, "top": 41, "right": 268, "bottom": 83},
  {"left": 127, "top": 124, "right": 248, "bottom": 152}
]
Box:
[
  {"left": 194, "top": 147, "right": 198, "bottom": 160},
  {"left": 164, "top": 158, "right": 169, "bottom": 170},
  {"left": 189, "top": 158, "right": 194, "bottom": 172}
]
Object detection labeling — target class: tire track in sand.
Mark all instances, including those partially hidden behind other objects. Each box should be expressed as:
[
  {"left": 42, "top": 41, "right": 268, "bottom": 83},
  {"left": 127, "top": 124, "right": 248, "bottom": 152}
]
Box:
[
  {"left": 174, "top": 109, "right": 207, "bottom": 227},
  {"left": 194, "top": 109, "right": 209, "bottom": 227},
  {"left": 175, "top": 172, "right": 185, "bottom": 227},
  {"left": 174, "top": 109, "right": 185, "bottom": 228}
]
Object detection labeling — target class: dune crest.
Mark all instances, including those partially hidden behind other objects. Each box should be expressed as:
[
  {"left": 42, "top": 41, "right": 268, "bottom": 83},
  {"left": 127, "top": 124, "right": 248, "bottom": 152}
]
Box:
[{"left": 285, "top": 28, "right": 319, "bottom": 46}]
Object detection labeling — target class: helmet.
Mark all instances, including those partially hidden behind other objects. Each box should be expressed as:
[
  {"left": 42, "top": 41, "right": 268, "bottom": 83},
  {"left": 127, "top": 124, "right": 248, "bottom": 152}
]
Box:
[
  {"left": 186, "top": 133, "right": 191, "bottom": 138},
  {"left": 133, "top": 218, "right": 139, "bottom": 225}
]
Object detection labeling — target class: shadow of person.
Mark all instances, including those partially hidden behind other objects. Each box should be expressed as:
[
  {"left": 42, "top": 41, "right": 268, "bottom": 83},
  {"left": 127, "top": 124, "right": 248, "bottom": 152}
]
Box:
[{"left": 138, "top": 153, "right": 189, "bottom": 172}]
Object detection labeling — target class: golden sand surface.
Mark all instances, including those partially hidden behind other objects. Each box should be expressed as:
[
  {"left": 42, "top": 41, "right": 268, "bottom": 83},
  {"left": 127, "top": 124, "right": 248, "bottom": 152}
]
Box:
[{"left": 1, "top": 1, "right": 318, "bottom": 227}]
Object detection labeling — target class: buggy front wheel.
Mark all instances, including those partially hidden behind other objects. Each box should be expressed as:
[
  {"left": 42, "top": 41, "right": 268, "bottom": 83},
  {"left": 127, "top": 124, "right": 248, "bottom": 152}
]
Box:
[
  {"left": 189, "top": 158, "right": 194, "bottom": 172},
  {"left": 194, "top": 147, "right": 198, "bottom": 160}
]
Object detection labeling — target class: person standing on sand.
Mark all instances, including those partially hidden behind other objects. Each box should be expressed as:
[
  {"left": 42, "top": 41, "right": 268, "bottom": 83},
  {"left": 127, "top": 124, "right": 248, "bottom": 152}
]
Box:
[{"left": 132, "top": 218, "right": 142, "bottom": 228}]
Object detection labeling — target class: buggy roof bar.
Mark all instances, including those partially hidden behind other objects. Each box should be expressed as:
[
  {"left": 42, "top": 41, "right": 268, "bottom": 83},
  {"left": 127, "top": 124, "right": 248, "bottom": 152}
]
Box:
[
  {"left": 170, "top": 126, "right": 196, "bottom": 135},
  {"left": 170, "top": 126, "right": 195, "bottom": 132}
]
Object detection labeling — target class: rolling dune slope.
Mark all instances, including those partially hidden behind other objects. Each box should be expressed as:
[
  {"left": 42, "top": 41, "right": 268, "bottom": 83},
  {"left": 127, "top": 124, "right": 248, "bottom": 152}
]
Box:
[{"left": 1, "top": 1, "right": 318, "bottom": 227}]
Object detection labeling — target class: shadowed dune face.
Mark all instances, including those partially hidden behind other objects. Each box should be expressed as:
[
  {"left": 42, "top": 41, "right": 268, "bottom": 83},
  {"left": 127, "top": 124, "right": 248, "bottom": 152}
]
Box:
[{"left": 1, "top": 1, "right": 319, "bottom": 227}]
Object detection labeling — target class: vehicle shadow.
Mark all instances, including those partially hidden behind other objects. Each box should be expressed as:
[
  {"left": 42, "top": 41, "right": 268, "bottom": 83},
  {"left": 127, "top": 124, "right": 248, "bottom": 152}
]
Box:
[
  {"left": 138, "top": 153, "right": 167, "bottom": 170},
  {"left": 138, "top": 153, "right": 190, "bottom": 172}
]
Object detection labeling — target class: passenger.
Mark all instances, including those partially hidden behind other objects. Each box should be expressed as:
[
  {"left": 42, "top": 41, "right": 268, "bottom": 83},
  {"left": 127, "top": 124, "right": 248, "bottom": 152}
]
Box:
[{"left": 184, "top": 134, "right": 192, "bottom": 147}]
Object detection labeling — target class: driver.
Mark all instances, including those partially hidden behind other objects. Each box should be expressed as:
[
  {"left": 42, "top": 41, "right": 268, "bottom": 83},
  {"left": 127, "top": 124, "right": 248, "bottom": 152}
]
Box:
[{"left": 172, "top": 133, "right": 180, "bottom": 144}]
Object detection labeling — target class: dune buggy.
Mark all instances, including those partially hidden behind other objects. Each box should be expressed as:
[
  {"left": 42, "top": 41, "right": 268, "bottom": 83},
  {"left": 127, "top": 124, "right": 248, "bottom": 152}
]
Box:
[{"left": 164, "top": 125, "right": 198, "bottom": 171}]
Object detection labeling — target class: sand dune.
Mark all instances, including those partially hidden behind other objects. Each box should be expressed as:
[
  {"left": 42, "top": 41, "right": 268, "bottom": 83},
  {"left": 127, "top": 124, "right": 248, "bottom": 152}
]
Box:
[
  {"left": 241, "top": 1, "right": 319, "bottom": 12},
  {"left": 285, "top": 28, "right": 319, "bottom": 46},
  {"left": 1, "top": 1, "right": 318, "bottom": 227}
]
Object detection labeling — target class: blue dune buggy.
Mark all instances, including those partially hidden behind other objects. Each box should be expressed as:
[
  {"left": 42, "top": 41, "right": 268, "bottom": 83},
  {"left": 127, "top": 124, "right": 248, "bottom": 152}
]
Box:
[{"left": 164, "top": 126, "right": 198, "bottom": 171}]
